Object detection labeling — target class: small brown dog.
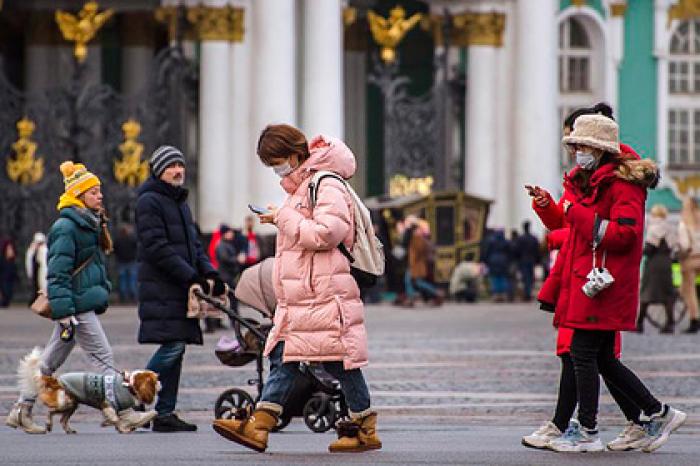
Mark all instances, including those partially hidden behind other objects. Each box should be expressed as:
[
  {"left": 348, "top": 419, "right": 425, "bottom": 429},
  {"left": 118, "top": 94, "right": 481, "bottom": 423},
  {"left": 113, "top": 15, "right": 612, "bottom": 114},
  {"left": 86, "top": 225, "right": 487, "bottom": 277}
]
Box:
[{"left": 18, "top": 347, "right": 159, "bottom": 434}]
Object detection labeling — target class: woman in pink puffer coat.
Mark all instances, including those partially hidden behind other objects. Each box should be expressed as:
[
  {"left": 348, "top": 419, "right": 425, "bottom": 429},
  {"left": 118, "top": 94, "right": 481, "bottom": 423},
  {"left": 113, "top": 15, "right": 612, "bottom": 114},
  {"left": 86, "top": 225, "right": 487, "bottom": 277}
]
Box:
[{"left": 213, "top": 124, "right": 381, "bottom": 454}]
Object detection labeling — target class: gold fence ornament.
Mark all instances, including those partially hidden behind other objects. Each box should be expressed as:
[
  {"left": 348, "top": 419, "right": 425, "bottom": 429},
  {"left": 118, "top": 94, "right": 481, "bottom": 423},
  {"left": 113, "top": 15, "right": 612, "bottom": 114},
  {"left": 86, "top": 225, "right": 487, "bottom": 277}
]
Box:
[
  {"left": 114, "top": 119, "right": 148, "bottom": 187},
  {"left": 368, "top": 5, "right": 422, "bottom": 64},
  {"left": 56, "top": 1, "right": 114, "bottom": 63},
  {"left": 7, "top": 117, "right": 44, "bottom": 186}
]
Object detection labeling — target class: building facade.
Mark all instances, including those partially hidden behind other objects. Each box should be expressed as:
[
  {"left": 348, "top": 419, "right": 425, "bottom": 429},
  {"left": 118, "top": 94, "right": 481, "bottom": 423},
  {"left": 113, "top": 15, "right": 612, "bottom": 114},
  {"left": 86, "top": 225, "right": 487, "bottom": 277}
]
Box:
[{"left": 0, "top": 0, "right": 697, "bottom": 238}]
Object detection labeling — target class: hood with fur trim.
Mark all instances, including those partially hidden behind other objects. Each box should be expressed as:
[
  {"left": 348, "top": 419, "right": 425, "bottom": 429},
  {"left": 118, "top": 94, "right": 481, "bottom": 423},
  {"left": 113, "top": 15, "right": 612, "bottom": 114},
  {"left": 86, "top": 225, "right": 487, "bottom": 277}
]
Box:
[
  {"left": 615, "top": 158, "right": 659, "bottom": 188},
  {"left": 564, "top": 158, "right": 659, "bottom": 205}
]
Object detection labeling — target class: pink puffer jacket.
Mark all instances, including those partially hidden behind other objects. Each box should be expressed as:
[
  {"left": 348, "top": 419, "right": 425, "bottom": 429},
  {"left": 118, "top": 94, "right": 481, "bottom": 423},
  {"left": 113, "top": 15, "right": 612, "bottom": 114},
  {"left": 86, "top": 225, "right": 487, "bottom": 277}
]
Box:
[{"left": 262, "top": 135, "right": 368, "bottom": 370}]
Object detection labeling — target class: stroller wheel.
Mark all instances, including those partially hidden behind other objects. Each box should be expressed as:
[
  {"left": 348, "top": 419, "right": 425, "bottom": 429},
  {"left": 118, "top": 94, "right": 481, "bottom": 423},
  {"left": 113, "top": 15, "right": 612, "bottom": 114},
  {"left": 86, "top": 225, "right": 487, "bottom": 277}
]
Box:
[
  {"left": 214, "top": 388, "right": 255, "bottom": 420},
  {"left": 271, "top": 415, "right": 292, "bottom": 432},
  {"left": 303, "top": 394, "right": 336, "bottom": 433}
]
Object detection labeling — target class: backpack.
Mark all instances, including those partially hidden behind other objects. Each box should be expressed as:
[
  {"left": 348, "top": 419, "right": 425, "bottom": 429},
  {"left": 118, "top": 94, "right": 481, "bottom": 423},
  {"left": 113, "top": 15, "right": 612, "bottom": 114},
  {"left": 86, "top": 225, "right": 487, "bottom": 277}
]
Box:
[{"left": 308, "top": 171, "right": 385, "bottom": 288}]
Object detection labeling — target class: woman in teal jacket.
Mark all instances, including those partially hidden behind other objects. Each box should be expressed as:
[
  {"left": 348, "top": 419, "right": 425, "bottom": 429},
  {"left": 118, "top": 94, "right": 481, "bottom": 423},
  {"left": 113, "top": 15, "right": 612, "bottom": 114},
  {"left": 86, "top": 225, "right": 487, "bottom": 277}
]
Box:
[{"left": 6, "top": 162, "right": 154, "bottom": 434}]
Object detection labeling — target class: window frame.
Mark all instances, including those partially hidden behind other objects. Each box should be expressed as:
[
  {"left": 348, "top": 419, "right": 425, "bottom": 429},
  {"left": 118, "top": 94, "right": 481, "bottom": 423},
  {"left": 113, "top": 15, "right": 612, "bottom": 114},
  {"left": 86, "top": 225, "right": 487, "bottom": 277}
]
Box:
[{"left": 667, "top": 20, "right": 700, "bottom": 169}]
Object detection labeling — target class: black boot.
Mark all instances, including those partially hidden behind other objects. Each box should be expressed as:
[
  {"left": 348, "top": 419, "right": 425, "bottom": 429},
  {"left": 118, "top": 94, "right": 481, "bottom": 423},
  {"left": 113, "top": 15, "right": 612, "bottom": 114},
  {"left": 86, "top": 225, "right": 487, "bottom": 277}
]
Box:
[
  {"left": 684, "top": 319, "right": 699, "bottom": 334},
  {"left": 661, "top": 303, "right": 674, "bottom": 334},
  {"left": 636, "top": 305, "right": 647, "bottom": 333},
  {"left": 152, "top": 413, "right": 197, "bottom": 432}
]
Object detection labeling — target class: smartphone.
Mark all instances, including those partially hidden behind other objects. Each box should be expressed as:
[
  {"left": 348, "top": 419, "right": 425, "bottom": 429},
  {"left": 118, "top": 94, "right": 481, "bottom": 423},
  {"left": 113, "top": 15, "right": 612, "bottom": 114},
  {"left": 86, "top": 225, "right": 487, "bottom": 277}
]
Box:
[
  {"left": 524, "top": 185, "right": 537, "bottom": 196},
  {"left": 248, "top": 203, "right": 269, "bottom": 215}
]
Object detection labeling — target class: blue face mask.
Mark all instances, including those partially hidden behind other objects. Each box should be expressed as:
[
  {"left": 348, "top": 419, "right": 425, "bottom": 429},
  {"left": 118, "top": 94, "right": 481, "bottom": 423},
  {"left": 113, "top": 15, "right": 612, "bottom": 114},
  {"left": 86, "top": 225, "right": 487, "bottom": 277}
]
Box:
[
  {"left": 575, "top": 151, "right": 598, "bottom": 170},
  {"left": 272, "top": 161, "right": 294, "bottom": 178}
]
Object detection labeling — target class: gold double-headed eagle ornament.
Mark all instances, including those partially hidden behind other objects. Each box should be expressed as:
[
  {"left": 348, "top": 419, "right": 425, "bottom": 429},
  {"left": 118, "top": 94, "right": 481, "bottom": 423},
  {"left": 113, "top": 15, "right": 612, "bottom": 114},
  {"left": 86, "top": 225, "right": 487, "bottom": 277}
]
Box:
[
  {"left": 368, "top": 5, "right": 422, "bottom": 64},
  {"left": 55, "top": 1, "right": 114, "bottom": 63}
]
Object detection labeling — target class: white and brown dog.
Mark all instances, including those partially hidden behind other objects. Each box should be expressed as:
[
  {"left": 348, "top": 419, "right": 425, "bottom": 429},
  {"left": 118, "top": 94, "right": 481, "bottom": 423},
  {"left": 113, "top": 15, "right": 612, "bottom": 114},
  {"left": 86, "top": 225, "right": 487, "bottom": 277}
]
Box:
[{"left": 18, "top": 348, "right": 160, "bottom": 434}]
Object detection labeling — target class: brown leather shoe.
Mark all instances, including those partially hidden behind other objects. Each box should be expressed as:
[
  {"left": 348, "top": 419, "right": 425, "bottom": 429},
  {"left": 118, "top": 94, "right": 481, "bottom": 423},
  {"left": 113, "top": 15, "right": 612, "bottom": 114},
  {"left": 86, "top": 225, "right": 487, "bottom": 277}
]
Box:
[{"left": 212, "top": 408, "right": 278, "bottom": 452}]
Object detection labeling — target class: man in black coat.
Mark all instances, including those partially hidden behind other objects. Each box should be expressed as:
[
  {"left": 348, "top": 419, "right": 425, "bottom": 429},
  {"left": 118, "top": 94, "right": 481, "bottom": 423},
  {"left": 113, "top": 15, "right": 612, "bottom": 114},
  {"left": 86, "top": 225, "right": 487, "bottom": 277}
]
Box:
[{"left": 136, "top": 145, "right": 226, "bottom": 432}]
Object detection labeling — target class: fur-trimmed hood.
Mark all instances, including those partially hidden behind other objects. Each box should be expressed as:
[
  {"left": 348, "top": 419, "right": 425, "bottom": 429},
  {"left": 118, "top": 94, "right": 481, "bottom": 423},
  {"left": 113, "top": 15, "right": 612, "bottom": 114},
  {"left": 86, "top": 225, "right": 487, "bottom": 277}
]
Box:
[
  {"left": 615, "top": 158, "right": 659, "bottom": 188},
  {"left": 564, "top": 158, "right": 659, "bottom": 205}
]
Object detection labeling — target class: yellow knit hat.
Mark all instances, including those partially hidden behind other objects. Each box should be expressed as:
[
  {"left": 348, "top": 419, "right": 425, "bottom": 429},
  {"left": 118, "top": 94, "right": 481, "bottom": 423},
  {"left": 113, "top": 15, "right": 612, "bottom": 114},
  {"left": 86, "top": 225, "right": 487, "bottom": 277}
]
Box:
[{"left": 60, "top": 161, "right": 100, "bottom": 197}]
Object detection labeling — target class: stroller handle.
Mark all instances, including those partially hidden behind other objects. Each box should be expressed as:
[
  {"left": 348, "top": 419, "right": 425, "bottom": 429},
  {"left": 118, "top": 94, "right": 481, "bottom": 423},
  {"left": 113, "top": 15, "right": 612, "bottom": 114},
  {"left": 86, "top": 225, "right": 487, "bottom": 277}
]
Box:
[{"left": 194, "top": 290, "right": 267, "bottom": 342}]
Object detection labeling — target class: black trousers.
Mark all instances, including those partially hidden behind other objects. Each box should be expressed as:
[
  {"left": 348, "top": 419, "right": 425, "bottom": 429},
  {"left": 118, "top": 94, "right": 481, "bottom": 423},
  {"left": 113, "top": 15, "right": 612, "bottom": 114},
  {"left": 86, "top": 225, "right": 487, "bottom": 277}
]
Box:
[
  {"left": 570, "top": 329, "right": 662, "bottom": 430},
  {"left": 552, "top": 353, "right": 642, "bottom": 432}
]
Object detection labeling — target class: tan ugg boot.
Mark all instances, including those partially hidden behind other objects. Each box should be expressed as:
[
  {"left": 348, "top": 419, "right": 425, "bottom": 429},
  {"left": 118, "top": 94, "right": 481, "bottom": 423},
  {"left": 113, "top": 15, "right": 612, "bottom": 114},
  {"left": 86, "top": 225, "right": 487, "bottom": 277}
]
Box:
[
  {"left": 329, "top": 411, "right": 382, "bottom": 453},
  {"left": 5, "top": 402, "right": 46, "bottom": 434},
  {"left": 212, "top": 408, "right": 278, "bottom": 452}
]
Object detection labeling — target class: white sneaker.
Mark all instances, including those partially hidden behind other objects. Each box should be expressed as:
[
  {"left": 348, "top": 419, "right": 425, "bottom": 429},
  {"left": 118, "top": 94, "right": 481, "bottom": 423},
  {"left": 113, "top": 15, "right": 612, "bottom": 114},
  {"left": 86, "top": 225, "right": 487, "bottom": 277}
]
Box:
[
  {"left": 521, "top": 421, "right": 562, "bottom": 449},
  {"left": 549, "top": 421, "right": 604, "bottom": 453},
  {"left": 606, "top": 421, "right": 649, "bottom": 451},
  {"left": 642, "top": 406, "right": 687, "bottom": 453}
]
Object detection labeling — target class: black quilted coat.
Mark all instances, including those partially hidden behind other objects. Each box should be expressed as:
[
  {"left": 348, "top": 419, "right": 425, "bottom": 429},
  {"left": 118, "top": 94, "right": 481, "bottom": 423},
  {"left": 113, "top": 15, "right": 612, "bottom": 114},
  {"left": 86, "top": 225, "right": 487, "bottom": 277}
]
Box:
[{"left": 135, "top": 177, "right": 215, "bottom": 344}]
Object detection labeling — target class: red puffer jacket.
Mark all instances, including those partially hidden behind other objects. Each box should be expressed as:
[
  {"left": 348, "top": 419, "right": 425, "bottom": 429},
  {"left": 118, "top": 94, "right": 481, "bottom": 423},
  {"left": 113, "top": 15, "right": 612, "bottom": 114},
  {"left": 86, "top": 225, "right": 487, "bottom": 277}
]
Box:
[
  {"left": 534, "top": 144, "right": 641, "bottom": 354},
  {"left": 552, "top": 158, "right": 658, "bottom": 331}
]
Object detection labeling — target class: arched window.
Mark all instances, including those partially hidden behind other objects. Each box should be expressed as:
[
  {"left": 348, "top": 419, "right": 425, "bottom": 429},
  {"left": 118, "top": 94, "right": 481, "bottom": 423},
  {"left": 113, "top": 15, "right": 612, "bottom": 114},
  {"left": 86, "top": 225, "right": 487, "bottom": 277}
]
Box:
[
  {"left": 668, "top": 20, "right": 700, "bottom": 167},
  {"left": 558, "top": 16, "right": 602, "bottom": 171},
  {"left": 559, "top": 17, "right": 592, "bottom": 92}
]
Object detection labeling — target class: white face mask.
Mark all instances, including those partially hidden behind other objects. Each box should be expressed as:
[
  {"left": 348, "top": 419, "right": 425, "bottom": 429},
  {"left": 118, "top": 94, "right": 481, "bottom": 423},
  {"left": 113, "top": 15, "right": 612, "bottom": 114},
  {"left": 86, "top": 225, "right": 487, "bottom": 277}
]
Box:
[
  {"left": 575, "top": 151, "right": 598, "bottom": 170},
  {"left": 272, "top": 161, "right": 294, "bottom": 178}
]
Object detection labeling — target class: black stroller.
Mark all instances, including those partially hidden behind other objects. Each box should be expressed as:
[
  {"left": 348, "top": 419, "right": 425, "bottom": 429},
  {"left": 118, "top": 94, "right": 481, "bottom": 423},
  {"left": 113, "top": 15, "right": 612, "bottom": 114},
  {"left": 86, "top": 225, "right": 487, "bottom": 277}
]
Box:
[{"left": 199, "top": 258, "right": 349, "bottom": 433}]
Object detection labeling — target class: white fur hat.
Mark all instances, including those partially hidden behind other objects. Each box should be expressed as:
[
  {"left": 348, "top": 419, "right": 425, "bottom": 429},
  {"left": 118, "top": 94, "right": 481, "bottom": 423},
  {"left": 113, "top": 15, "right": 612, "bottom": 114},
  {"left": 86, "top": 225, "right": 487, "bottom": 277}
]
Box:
[{"left": 562, "top": 114, "right": 620, "bottom": 155}]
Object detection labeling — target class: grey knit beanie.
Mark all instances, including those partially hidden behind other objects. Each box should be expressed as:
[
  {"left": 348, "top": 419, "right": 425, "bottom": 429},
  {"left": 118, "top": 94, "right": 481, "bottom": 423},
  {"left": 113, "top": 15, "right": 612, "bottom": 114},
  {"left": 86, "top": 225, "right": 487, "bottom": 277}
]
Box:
[{"left": 149, "top": 145, "right": 186, "bottom": 178}]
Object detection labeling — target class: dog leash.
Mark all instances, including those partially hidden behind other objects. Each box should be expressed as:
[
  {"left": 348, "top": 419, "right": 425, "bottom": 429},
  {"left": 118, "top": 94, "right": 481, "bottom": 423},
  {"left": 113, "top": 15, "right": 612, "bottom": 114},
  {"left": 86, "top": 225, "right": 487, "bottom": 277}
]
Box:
[{"left": 88, "top": 352, "right": 125, "bottom": 378}]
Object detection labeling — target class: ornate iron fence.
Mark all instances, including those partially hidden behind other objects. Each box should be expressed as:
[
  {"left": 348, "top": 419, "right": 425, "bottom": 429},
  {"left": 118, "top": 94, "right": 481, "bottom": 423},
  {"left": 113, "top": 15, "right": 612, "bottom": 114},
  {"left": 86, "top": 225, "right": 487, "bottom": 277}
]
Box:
[
  {"left": 367, "top": 15, "right": 465, "bottom": 193},
  {"left": 0, "top": 45, "right": 198, "bottom": 292}
]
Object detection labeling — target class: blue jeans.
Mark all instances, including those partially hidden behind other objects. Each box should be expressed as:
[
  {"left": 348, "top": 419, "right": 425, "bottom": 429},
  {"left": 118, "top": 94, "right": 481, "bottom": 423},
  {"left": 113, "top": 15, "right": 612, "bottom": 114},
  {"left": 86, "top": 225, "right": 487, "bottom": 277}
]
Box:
[
  {"left": 404, "top": 270, "right": 416, "bottom": 298},
  {"left": 146, "top": 342, "right": 186, "bottom": 416},
  {"left": 117, "top": 262, "right": 138, "bottom": 302},
  {"left": 489, "top": 274, "right": 510, "bottom": 294},
  {"left": 413, "top": 278, "right": 438, "bottom": 298},
  {"left": 260, "top": 342, "right": 371, "bottom": 414}
]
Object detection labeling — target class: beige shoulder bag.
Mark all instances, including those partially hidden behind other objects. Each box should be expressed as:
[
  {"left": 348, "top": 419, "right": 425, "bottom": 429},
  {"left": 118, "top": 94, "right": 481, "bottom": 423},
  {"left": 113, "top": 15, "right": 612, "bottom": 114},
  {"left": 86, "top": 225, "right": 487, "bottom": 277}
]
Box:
[{"left": 30, "top": 254, "right": 96, "bottom": 319}]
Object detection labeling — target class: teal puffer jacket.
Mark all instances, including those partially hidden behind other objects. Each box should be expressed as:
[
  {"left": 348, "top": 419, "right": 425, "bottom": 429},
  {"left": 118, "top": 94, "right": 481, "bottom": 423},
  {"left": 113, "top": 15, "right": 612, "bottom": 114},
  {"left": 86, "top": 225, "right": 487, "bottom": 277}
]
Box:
[{"left": 47, "top": 207, "right": 111, "bottom": 320}]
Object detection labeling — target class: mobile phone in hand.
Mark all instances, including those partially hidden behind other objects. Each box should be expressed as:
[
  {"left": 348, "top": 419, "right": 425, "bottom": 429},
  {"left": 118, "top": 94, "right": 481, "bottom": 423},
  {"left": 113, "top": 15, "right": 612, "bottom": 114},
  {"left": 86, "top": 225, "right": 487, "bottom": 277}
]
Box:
[
  {"left": 524, "top": 185, "right": 537, "bottom": 196},
  {"left": 248, "top": 203, "right": 269, "bottom": 215}
]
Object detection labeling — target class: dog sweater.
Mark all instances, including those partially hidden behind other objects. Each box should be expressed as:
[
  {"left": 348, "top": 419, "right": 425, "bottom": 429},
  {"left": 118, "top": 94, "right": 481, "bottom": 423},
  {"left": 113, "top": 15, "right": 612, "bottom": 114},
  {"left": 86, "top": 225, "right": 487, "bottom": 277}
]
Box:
[{"left": 58, "top": 372, "right": 136, "bottom": 412}]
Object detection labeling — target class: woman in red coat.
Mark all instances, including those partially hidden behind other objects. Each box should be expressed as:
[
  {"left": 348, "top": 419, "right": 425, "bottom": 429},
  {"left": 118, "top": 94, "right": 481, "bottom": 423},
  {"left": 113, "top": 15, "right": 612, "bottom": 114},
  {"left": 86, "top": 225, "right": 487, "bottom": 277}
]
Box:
[
  {"left": 545, "top": 115, "right": 686, "bottom": 453},
  {"left": 522, "top": 105, "right": 643, "bottom": 452}
]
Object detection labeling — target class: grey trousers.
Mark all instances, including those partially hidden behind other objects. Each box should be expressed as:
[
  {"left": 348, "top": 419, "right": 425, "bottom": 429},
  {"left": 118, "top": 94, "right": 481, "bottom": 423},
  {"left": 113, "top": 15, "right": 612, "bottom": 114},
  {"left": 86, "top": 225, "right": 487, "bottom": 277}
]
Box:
[{"left": 20, "top": 311, "right": 115, "bottom": 403}]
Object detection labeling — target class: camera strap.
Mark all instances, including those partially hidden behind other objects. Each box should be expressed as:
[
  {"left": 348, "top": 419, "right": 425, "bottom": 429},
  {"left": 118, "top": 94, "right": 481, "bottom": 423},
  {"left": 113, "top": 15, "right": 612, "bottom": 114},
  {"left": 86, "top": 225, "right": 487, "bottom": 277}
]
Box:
[{"left": 591, "top": 246, "right": 607, "bottom": 270}]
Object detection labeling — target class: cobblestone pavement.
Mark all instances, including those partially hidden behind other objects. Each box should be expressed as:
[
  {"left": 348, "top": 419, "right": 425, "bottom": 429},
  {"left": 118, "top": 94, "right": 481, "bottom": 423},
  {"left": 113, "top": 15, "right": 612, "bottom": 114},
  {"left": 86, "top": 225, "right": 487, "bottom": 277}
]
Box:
[{"left": 1, "top": 301, "right": 700, "bottom": 427}]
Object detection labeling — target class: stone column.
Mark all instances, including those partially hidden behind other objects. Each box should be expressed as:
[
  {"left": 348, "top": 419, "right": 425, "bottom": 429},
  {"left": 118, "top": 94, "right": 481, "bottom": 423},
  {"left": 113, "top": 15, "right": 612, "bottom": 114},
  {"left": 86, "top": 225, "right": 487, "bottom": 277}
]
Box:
[
  {"left": 513, "top": 0, "right": 559, "bottom": 229},
  {"left": 228, "top": 0, "right": 252, "bottom": 228},
  {"left": 188, "top": 1, "right": 233, "bottom": 231},
  {"left": 456, "top": 12, "right": 506, "bottom": 225},
  {"left": 300, "top": 0, "right": 344, "bottom": 138},
  {"left": 607, "top": 2, "right": 627, "bottom": 109},
  {"left": 250, "top": 0, "right": 297, "bottom": 211}
]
